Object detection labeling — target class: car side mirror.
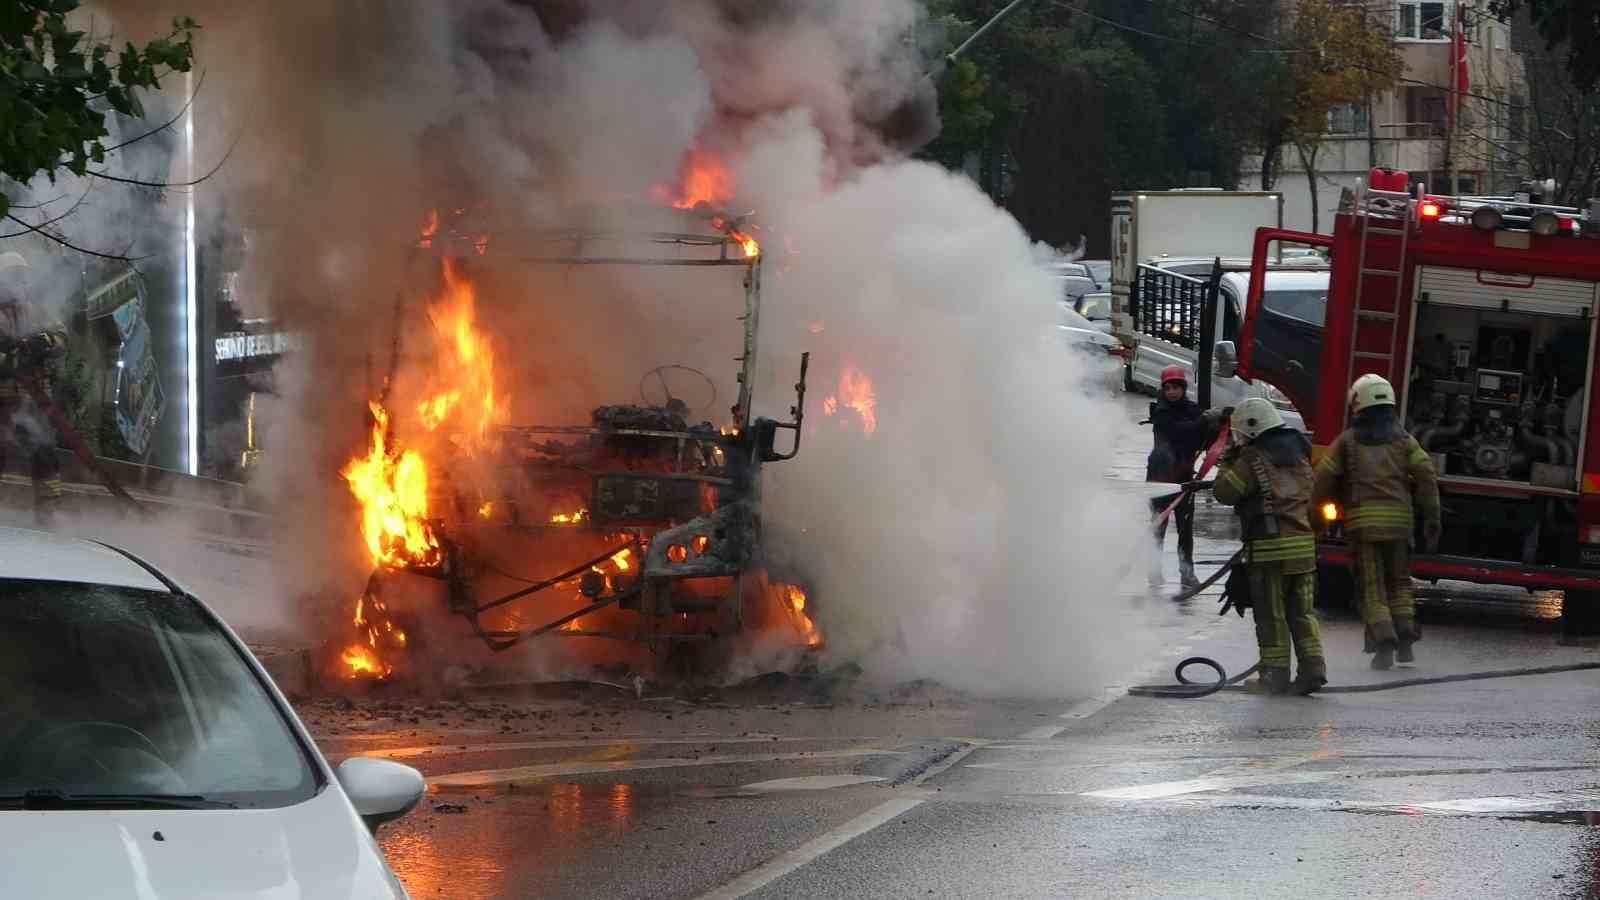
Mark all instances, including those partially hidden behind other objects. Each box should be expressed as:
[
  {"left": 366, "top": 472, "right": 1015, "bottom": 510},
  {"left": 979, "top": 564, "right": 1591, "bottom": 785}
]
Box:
[
  {"left": 337, "top": 756, "right": 425, "bottom": 832},
  {"left": 1214, "top": 341, "right": 1238, "bottom": 379}
]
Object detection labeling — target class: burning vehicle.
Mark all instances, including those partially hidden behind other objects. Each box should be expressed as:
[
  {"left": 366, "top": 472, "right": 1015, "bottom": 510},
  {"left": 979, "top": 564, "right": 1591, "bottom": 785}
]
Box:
[{"left": 333, "top": 201, "right": 820, "bottom": 682}]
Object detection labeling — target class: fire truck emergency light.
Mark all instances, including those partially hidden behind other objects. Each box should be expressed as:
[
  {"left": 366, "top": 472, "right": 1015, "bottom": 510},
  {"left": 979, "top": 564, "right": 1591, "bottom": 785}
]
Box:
[{"left": 1419, "top": 200, "right": 1443, "bottom": 220}]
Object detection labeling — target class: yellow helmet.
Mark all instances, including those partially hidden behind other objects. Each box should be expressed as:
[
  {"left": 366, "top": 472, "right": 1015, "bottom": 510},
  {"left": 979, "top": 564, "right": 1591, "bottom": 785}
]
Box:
[
  {"left": 1230, "top": 397, "right": 1285, "bottom": 442},
  {"left": 1349, "top": 374, "right": 1395, "bottom": 413}
]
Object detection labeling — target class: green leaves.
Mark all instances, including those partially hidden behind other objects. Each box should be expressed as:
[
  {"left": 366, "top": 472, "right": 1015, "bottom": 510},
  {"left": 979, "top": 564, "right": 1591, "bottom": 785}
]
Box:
[{"left": 0, "top": 2, "right": 197, "bottom": 209}]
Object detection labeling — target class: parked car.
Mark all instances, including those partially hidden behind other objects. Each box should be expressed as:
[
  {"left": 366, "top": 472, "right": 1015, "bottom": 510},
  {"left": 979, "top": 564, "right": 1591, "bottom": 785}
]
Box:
[
  {"left": 1045, "top": 260, "right": 1092, "bottom": 279},
  {"left": 1055, "top": 273, "right": 1098, "bottom": 303},
  {"left": 1059, "top": 305, "right": 1127, "bottom": 394},
  {"left": 0, "top": 526, "right": 424, "bottom": 899},
  {"left": 1079, "top": 258, "right": 1112, "bottom": 288},
  {"left": 1073, "top": 291, "right": 1114, "bottom": 333}
]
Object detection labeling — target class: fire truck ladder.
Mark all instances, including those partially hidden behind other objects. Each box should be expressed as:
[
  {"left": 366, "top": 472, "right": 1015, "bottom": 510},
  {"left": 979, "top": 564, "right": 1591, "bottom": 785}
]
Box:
[{"left": 1347, "top": 183, "right": 1413, "bottom": 392}]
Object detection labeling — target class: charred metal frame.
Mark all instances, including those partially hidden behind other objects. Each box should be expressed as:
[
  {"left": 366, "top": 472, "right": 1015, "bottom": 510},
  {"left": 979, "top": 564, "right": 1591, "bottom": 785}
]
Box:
[{"left": 398, "top": 227, "right": 808, "bottom": 651}]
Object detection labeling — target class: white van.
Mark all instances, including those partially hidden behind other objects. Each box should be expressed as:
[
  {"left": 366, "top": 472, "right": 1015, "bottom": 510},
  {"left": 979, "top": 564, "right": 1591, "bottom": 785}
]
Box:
[{"left": 1126, "top": 264, "right": 1329, "bottom": 431}]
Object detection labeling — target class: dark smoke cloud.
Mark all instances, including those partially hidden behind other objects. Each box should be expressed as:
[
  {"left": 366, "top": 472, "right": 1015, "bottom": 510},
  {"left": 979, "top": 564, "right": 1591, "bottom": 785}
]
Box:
[{"left": 75, "top": 0, "right": 1156, "bottom": 696}]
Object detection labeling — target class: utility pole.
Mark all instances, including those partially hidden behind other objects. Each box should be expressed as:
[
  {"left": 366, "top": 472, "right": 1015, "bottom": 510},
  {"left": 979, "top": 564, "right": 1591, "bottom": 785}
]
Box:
[{"left": 1447, "top": 2, "right": 1462, "bottom": 194}]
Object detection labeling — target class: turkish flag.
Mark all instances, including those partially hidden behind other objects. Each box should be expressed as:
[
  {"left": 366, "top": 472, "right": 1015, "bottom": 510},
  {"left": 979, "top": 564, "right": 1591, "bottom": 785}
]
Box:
[{"left": 1453, "top": 7, "right": 1470, "bottom": 115}]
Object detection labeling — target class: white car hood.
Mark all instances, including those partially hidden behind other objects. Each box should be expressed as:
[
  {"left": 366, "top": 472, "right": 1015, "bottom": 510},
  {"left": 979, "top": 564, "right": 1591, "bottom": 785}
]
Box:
[{"left": 0, "top": 786, "right": 406, "bottom": 900}]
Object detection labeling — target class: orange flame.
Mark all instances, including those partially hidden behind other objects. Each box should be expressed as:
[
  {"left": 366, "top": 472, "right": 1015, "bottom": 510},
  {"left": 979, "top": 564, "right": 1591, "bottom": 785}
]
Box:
[
  {"left": 766, "top": 580, "right": 821, "bottom": 648},
  {"left": 341, "top": 644, "right": 392, "bottom": 678},
  {"left": 732, "top": 228, "right": 760, "bottom": 259},
  {"left": 551, "top": 509, "right": 589, "bottom": 524},
  {"left": 342, "top": 402, "right": 440, "bottom": 569},
  {"left": 611, "top": 549, "right": 633, "bottom": 571},
  {"left": 417, "top": 210, "right": 439, "bottom": 249},
  {"left": 416, "top": 258, "right": 504, "bottom": 443},
  {"left": 341, "top": 255, "right": 502, "bottom": 679},
  {"left": 819, "top": 365, "right": 876, "bottom": 434},
  {"left": 839, "top": 365, "right": 877, "bottom": 434},
  {"left": 660, "top": 148, "right": 734, "bottom": 210}
]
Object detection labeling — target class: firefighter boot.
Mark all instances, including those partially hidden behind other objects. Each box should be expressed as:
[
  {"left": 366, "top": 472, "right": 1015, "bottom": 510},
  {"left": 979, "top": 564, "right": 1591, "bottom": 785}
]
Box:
[
  {"left": 1395, "top": 618, "right": 1420, "bottom": 664},
  {"left": 1249, "top": 667, "right": 1291, "bottom": 696},
  {"left": 1291, "top": 656, "right": 1328, "bottom": 696},
  {"left": 1179, "top": 558, "right": 1200, "bottom": 590},
  {"left": 1371, "top": 640, "right": 1397, "bottom": 671}
]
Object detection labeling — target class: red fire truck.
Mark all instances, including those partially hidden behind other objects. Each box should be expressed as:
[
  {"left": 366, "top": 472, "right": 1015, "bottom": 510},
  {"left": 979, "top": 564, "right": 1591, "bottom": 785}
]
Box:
[{"left": 1226, "top": 169, "right": 1600, "bottom": 625}]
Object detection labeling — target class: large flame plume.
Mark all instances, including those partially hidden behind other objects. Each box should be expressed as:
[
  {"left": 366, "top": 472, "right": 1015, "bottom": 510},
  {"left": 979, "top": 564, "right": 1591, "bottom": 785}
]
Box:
[
  {"left": 335, "top": 230, "right": 507, "bottom": 680},
  {"left": 417, "top": 258, "right": 504, "bottom": 442}
]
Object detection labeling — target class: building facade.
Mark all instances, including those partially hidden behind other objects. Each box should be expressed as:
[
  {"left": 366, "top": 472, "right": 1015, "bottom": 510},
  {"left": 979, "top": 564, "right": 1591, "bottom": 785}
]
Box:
[{"left": 1245, "top": 1, "right": 1529, "bottom": 232}]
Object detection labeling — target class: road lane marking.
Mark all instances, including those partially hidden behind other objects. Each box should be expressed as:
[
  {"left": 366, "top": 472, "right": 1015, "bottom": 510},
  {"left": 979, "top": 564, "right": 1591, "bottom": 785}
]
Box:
[
  {"left": 693, "top": 793, "right": 929, "bottom": 900},
  {"left": 1018, "top": 624, "right": 1234, "bottom": 740},
  {"left": 429, "top": 747, "right": 898, "bottom": 789},
  {"left": 1175, "top": 787, "right": 1600, "bottom": 818},
  {"left": 694, "top": 742, "right": 980, "bottom": 897},
  {"left": 741, "top": 775, "right": 887, "bottom": 792},
  {"left": 1082, "top": 762, "right": 1600, "bottom": 801}
]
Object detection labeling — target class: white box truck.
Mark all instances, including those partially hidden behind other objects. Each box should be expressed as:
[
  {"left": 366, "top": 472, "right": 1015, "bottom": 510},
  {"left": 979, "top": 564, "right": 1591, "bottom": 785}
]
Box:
[{"left": 1109, "top": 189, "right": 1284, "bottom": 342}]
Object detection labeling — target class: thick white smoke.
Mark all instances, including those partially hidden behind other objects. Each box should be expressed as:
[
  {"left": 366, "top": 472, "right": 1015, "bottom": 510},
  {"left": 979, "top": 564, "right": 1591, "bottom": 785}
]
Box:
[{"left": 67, "top": 0, "right": 1158, "bottom": 697}]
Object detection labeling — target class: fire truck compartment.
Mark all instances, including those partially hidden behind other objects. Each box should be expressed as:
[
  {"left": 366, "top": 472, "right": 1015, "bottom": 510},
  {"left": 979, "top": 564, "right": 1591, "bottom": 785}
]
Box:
[{"left": 1398, "top": 266, "right": 1596, "bottom": 566}]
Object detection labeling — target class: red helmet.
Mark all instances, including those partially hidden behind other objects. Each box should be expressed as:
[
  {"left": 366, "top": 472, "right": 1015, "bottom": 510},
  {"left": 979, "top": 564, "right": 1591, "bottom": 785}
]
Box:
[{"left": 1160, "top": 365, "right": 1187, "bottom": 387}]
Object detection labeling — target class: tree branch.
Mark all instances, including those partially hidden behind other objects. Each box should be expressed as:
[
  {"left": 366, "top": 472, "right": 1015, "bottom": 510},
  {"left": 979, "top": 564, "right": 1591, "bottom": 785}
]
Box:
[
  {"left": 0, "top": 185, "right": 98, "bottom": 238},
  {"left": 94, "top": 69, "right": 208, "bottom": 159},
  {"left": 87, "top": 127, "right": 238, "bottom": 191},
  {"left": 3, "top": 214, "right": 150, "bottom": 262}
]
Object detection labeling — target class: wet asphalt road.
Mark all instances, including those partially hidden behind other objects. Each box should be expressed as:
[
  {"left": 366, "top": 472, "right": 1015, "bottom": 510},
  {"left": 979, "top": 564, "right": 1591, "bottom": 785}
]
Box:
[
  {"left": 17, "top": 390, "right": 1600, "bottom": 898},
  {"left": 305, "top": 392, "right": 1600, "bottom": 899}
]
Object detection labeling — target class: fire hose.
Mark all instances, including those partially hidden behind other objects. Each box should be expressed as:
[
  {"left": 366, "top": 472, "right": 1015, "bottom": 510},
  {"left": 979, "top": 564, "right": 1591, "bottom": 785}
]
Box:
[
  {"left": 20, "top": 377, "right": 150, "bottom": 518},
  {"left": 1128, "top": 443, "right": 1600, "bottom": 698}
]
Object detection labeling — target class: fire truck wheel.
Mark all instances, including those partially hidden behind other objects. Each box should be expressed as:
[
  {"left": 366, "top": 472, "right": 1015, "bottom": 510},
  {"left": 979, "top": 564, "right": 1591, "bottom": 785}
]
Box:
[
  {"left": 1561, "top": 591, "right": 1600, "bottom": 637},
  {"left": 1315, "top": 564, "right": 1354, "bottom": 610}
]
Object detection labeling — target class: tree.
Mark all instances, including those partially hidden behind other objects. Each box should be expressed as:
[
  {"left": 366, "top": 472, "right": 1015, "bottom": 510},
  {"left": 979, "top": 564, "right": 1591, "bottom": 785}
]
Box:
[
  {"left": 0, "top": 2, "right": 198, "bottom": 225},
  {"left": 919, "top": 0, "right": 1285, "bottom": 254},
  {"left": 1488, "top": 0, "right": 1600, "bottom": 92},
  {"left": 1281, "top": 0, "right": 1401, "bottom": 231}
]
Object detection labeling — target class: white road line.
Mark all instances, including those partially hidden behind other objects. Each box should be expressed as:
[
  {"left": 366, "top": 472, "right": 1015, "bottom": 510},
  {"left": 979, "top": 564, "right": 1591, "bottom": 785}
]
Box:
[
  {"left": 1017, "top": 622, "right": 1233, "bottom": 741},
  {"left": 694, "top": 742, "right": 979, "bottom": 898},
  {"left": 429, "top": 747, "right": 898, "bottom": 789},
  {"left": 1082, "top": 761, "right": 1600, "bottom": 802},
  {"left": 741, "top": 775, "right": 888, "bottom": 793},
  {"left": 1083, "top": 772, "right": 1335, "bottom": 800},
  {"left": 693, "top": 793, "right": 929, "bottom": 900},
  {"left": 1176, "top": 787, "right": 1600, "bottom": 818}
]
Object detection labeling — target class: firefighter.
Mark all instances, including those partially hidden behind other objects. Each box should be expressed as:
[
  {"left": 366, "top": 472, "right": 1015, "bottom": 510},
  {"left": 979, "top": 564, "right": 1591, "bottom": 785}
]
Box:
[
  {"left": 1213, "top": 397, "right": 1327, "bottom": 695},
  {"left": 0, "top": 252, "right": 67, "bottom": 525},
  {"left": 1145, "top": 365, "right": 1218, "bottom": 588},
  {"left": 1313, "top": 374, "right": 1441, "bottom": 670}
]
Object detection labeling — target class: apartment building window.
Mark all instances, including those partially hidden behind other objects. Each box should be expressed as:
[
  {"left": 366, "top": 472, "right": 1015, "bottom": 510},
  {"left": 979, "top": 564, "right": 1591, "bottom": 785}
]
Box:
[
  {"left": 1328, "top": 103, "right": 1369, "bottom": 135},
  {"left": 1397, "top": 1, "right": 1451, "bottom": 40}
]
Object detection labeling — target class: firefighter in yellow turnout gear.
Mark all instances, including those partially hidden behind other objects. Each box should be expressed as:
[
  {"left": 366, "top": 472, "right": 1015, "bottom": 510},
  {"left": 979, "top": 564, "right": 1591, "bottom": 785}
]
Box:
[
  {"left": 1213, "top": 398, "right": 1327, "bottom": 696},
  {"left": 0, "top": 252, "right": 67, "bottom": 524},
  {"left": 1314, "top": 374, "right": 1441, "bottom": 670}
]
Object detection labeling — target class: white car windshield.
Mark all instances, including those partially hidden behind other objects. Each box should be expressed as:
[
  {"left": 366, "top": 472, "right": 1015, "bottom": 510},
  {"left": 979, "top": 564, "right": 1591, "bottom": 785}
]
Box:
[{"left": 0, "top": 581, "right": 320, "bottom": 809}]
